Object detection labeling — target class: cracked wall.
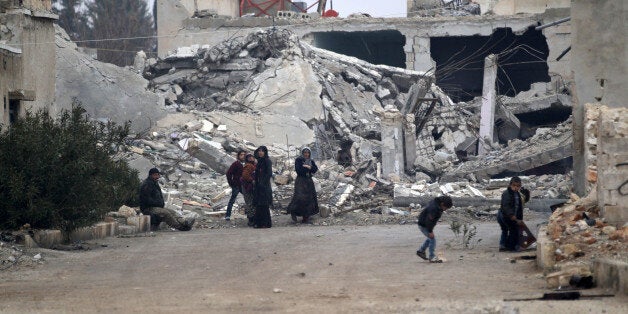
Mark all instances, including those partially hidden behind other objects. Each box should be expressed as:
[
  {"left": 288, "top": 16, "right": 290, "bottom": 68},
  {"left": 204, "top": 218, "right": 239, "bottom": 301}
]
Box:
[{"left": 571, "top": 0, "right": 627, "bottom": 196}]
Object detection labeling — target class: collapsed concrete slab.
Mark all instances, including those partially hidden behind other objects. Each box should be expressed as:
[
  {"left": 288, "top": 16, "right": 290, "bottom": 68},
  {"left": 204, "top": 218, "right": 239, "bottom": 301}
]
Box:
[
  {"left": 205, "top": 111, "right": 315, "bottom": 147},
  {"left": 54, "top": 25, "right": 165, "bottom": 133},
  {"left": 443, "top": 118, "right": 573, "bottom": 181},
  {"left": 181, "top": 135, "right": 236, "bottom": 175}
]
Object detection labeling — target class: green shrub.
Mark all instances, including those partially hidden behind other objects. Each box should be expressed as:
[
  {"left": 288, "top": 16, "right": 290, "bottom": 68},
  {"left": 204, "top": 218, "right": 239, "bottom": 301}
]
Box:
[{"left": 0, "top": 103, "right": 139, "bottom": 236}]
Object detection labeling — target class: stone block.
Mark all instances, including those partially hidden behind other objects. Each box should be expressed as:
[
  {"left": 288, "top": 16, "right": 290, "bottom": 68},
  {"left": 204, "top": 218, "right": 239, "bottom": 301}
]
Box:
[
  {"left": 69, "top": 227, "right": 95, "bottom": 242},
  {"left": 16, "top": 234, "right": 39, "bottom": 248},
  {"left": 118, "top": 225, "right": 138, "bottom": 235},
  {"left": 536, "top": 226, "right": 556, "bottom": 271},
  {"left": 593, "top": 258, "right": 628, "bottom": 295},
  {"left": 93, "top": 222, "right": 118, "bottom": 239},
  {"left": 33, "top": 230, "right": 63, "bottom": 249},
  {"left": 127, "top": 215, "right": 151, "bottom": 232}
]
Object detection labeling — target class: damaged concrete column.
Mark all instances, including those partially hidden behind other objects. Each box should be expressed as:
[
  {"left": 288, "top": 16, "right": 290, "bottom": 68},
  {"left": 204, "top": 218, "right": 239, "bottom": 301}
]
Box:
[
  {"left": 597, "top": 106, "right": 628, "bottom": 225},
  {"left": 403, "top": 114, "right": 417, "bottom": 173},
  {"left": 380, "top": 106, "right": 405, "bottom": 180},
  {"left": 479, "top": 54, "right": 498, "bottom": 155}
]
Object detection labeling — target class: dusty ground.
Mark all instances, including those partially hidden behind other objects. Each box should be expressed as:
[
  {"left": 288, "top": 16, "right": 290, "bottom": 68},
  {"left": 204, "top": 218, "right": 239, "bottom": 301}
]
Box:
[{"left": 1, "top": 220, "right": 625, "bottom": 313}]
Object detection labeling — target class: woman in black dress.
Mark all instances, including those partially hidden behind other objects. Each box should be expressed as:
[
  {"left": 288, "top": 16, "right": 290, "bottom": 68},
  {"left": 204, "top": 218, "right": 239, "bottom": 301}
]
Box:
[
  {"left": 287, "top": 147, "right": 319, "bottom": 224},
  {"left": 252, "top": 146, "right": 273, "bottom": 228}
]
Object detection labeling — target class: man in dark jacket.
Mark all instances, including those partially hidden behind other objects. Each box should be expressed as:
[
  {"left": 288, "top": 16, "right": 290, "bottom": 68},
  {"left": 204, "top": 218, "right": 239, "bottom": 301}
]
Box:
[
  {"left": 140, "top": 168, "right": 194, "bottom": 231},
  {"left": 497, "top": 176, "right": 530, "bottom": 252},
  {"left": 417, "top": 195, "right": 453, "bottom": 263},
  {"left": 224, "top": 150, "right": 247, "bottom": 221}
]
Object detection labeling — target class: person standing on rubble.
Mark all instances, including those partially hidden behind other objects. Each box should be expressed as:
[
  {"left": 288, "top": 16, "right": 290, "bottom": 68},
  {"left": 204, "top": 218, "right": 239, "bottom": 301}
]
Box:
[
  {"left": 224, "top": 150, "right": 247, "bottom": 221},
  {"left": 252, "top": 146, "right": 273, "bottom": 228},
  {"left": 139, "top": 168, "right": 194, "bottom": 231},
  {"left": 416, "top": 195, "right": 453, "bottom": 263},
  {"left": 497, "top": 176, "right": 531, "bottom": 252},
  {"left": 241, "top": 153, "right": 257, "bottom": 227},
  {"left": 287, "top": 147, "right": 319, "bottom": 224}
]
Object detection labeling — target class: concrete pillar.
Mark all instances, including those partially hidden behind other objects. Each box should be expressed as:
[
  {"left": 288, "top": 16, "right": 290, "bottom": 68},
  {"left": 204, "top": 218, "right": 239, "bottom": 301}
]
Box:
[
  {"left": 597, "top": 106, "right": 628, "bottom": 225},
  {"left": 403, "top": 114, "right": 417, "bottom": 173},
  {"left": 572, "top": 0, "right": 628, "bottom": 195},
  {"left": 412, "top": 37, "right": 435, "bottom": 72},
  {"left": 479, "top": 54, "right": 498, "bottom": 155},
  {"left": 380, "top": 106, "right": 405, "bottom": 179}
]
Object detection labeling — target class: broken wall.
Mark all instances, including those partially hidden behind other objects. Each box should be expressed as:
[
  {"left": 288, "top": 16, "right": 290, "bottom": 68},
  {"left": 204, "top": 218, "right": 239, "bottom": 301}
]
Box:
[
  {"left": 571, "top": 0, "right": 627, "bottom": 195},
  {"left": 54, "top": 26, "right": 165, "bottom": 132},
  {"left": 0, "top": 7, "right": 56, "bottom": 124},
  {"left": 0, "top": 46, "right": 21, "bottom": 125},
  {"left": 156, "top": 0, "right": 239, "bottom": 56},
  {"left": 154, "top": 12, "right": 573, "bottom": 99},
  {"left": 475, "top": 0, "right": 569, "bottom": 15}
]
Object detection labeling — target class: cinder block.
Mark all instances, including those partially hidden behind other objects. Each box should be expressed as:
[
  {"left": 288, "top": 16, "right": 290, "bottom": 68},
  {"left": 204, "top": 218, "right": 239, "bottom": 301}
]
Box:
[
  {"left": 16, "top": 234, "right": 39, "bottom": 248},
  {"left": 127, "top": 215, "right": 151, "bottom": 232},
  {"left": 33, "top": 230, "right": 63, "bottom": 249},
  {"left": 536, "top": 226, "right": 556, "bottom": 271},
  {"left": 93, "top": 222, "right": 118, "bottom": 239},
  {"left": 594, "top": 258, "right": 628, "bottom": 295},
  {"left": 118, "top": 225, "right": 137, "bottom": 235},
  {"left": 69, "top": 227, "right": 95, "bottom": 242}
]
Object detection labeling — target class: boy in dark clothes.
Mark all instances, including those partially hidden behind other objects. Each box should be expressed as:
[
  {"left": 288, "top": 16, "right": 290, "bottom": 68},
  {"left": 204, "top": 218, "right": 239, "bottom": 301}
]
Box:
[{"left": 417, "top": 196, "right": 453, "bottom": 263}]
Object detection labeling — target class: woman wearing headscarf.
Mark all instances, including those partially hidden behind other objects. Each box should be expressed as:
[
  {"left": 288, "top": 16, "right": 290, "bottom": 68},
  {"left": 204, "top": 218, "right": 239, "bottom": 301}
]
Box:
[
  {"left": 287, "top": 147, "right": 319, "bottom": 224},
  {"left": 252, "top": 146, "right": 273, "bottom": 228},
  {"left": 240, "top": 154, "right": 257, "bottom": 227}
]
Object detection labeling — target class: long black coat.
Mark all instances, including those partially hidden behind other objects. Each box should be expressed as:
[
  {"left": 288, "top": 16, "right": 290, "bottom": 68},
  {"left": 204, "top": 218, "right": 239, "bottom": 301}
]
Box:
[
  {"left": 287, "top": 156, "right": 319, "bottom": 217},
  {"left": 253, "top": 156, "right": 273, "bottom": 207}
]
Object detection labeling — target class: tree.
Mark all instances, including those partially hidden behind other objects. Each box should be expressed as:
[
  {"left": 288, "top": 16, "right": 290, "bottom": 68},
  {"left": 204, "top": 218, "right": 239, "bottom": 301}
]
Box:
[
  {"left": 53, "top": 0, "right": 90, "bottom": 41},
  {"left": 85, "top": 0, "right": 156, "bottom": 66},
  {"left": 0, "top": 103, "right": 139, "bottom": 237}
]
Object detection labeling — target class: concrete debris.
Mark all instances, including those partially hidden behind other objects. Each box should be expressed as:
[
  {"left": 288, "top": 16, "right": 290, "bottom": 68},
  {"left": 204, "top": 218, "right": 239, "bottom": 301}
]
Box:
[
  {"left": 540, "top": 188, "right": 627, "bottom": 288},
  {"left": 81, "top": 28, "right": 578, "bottom": 226},
  {"left": 443, "top": 118, "right": 573, "bottom": 182},
  {"left": 54, "top": 25, "right": 166, "bottom": 133}
]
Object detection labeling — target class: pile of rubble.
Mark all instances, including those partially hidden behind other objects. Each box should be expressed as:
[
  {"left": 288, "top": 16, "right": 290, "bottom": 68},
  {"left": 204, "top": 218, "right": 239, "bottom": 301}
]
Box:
[
  {"left": 542, "top": 189, "right": 627, "bottom": 287},
  {"left": 408, "top": 0, "right": 481, "bottom": 17},
  {"left": 0, "top": 236, "right": 43, "bottom": 270},
  {"left": 109, "top": 28, "right": 576, "bottom": 225}
]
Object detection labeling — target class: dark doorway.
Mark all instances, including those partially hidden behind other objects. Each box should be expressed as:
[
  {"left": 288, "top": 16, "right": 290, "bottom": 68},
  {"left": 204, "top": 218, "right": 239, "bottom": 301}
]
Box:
[
  {"left": 9, "top": 99, "right": 20, "bottom": 124},
  {"left": 310, "top": 30, "right": 406, "bottom": 68},
  {"left": 430, "top": 27, "right": 550, "bottom": 102}
]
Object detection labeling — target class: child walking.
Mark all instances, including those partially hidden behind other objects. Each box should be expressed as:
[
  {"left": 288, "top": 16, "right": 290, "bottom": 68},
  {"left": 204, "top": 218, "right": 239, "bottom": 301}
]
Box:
[{"left": 417, "top": 195, "right": 453, "bottom": 263}]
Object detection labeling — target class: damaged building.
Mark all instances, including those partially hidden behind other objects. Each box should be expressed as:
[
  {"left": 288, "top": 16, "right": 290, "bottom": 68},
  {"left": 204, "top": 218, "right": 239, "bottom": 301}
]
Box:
[
  {"left": 0, "top": 0, "right": 57, "bottom": 125},
  {"left": 147, "top": 0, "right": 574, "bottom": 182}
]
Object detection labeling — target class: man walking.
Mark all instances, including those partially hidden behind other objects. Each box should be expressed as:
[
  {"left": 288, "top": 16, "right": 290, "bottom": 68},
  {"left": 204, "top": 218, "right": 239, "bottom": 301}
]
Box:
[
  {"left": 417, "top": 196, "right": 453, "bottom": 263},
  {"left": 140, "top": 168, "right": 194, "bottom": 231},
  {"left": 225, "top": 150, "right": 247, "bottom": 221}
]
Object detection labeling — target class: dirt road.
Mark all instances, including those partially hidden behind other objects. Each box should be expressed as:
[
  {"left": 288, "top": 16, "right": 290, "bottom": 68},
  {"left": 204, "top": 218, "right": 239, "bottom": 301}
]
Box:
[{"left": 1, "top": 223, "right": 625, "bottom": 313}]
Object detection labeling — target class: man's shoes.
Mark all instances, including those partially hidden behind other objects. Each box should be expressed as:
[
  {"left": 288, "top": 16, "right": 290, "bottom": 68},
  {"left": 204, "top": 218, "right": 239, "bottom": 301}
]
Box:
[
  {"left": 429, "top": 257, "right": 443, "bottom": 263},
  {"left": 177, "top": 217, "right": 195, "bottom": 231},
  {"left": 224, "top": 216, "right": 231, "bottom": 221},
  {"left": 499, "top": 247, "right": 508, "bottom": 252},
  {"left": 416, "top": 250, "right": 428, "bottom": 260},
  {"left": 247, "top": 218, "right": 255, "bottom": 227},
  {"left": 291, "top": 214, "right": 298, "bottom": 223}
]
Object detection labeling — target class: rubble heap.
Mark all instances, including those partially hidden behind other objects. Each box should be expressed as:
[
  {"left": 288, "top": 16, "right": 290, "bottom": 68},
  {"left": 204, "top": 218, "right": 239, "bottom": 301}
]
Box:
[
  {"left": 443, "top": 117, "right": 573, "bottom": 182},
  {"left": 542, "top": 189, "right": 627, "bottom": 288},
  {"left": 110, "top": 29, "right": 575, "bottom": 226}
]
